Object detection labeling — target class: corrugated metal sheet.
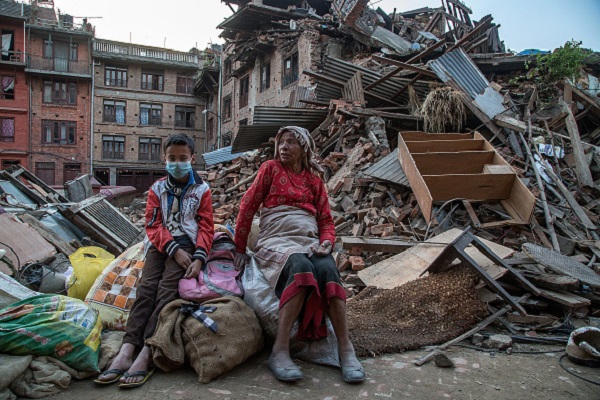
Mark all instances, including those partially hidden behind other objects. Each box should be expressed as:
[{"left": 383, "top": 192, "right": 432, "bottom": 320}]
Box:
[
  {"left": 253, "top": 106, "right": 327, "bottom": 126},
  {"left": 371, "top": 26, "right": 413, "bottom": 54},
  {"left": 428, "top": 48, "right": 506, "bottom": 118},
  {"left": 314, "top": 56, "right": 431, "bottom": 107},
  {"left": 202, "top": 146, "right": 245, "bottom": 166},
  {"left": 232, "top": 124, "right": 281, "bottom": 153},
  {"left": 0, "top": 1, "right": 31, "bottom": 19},
  {"left": 362, "top": 150, "right": 409, "bottom": 187},
  {"left": 428, "top": 48, "right": 489, "bottom": 99}
]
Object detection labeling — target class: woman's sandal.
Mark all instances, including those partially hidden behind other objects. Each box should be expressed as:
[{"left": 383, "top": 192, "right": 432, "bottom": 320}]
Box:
[
  {"left": 118, "top": 368, "right": 156, "bottom": 389},
  {"left": 268, "top": 356, "right": 303, "bottom": 382},
  {"left": 341, "top": 364, "right": 365, "bottom": 383},
  {"left": 93, "top": 369, "right": 127, "bottom": 385}
]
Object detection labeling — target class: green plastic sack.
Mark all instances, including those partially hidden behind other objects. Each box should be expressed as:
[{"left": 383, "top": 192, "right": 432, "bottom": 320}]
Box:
[
  {"left": 0, "top": 294, "right": 102, "bottom": 372},
  {"left": 68, "top": 246, "right": 115, "bottom": 300}
]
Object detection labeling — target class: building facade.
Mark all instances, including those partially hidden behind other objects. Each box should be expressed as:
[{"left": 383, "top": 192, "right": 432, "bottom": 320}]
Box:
[
  {"left": 26, "top": 0, "right": 93, "bottom": 185},
  {"left": 0, "top": 1, "right": 29, "bottom": 170},
  {"left": 92, "top": 39, "right": 205, "bottom": 190}
]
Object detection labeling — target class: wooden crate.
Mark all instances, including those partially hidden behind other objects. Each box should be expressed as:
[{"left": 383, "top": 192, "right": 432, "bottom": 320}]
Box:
[{"left": 398, "top": 131, "right": 535, "bottom": 227}]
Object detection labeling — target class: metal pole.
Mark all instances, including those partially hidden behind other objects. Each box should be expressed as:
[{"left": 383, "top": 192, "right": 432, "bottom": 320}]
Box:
[
  {"left": 216, "top": 52, "right": 223, "bottom": 149},
  {"left": 203, "top": 108, "right": 208, "bottom": 154}
]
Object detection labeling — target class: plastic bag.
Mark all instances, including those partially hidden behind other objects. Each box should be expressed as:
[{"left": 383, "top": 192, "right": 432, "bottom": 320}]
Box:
[
  {"left": 68, "top": 246, "right": 115, "bottom": 300},
  {"left": 0, "top": 294, "right": 102, "bottom": 372},
  {"left": 241, "top": 253, "right": 340, "bottom": 367}
]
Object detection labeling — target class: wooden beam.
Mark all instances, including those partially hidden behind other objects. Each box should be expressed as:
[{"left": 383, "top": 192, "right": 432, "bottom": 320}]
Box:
[
  {"left": 348, "top": 107, "right": 423, "bottom": 121},
  {"left": 562, "top": 99, "right": 594, "bottom": 188},
  {"left": 302, "top": 70, "right": 345, "bottom": 86},
  {"left": 341, "top": 237, "right": 413, "bottom": 253},
  {"left": 18, "top": 213, "right": 77, "bottom": 256},
  {"left": 372, "top": 55, "right": 439, "bottom": 79},
  {"left": 447, "top": 15, "right": 493, "bottom": 52},
  {"left": 391, "top": 74, "right": 421, "bottom": 100},
  {"left": 365, "top": 39, "right": 446, "bottom": 91}
]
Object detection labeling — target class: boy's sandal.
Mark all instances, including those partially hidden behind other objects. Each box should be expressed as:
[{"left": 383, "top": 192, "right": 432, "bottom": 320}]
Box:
[
  {"left": 118, "top": 368, "right": 156, "bottom": 389},
  {"left": 93, "top": 368, "right": 127, "bottom": 385}
]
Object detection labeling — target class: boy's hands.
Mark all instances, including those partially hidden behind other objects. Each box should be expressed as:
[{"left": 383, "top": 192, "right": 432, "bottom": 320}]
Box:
[
  {"left": 174, "top": 248, "right": 193, "bottom": 269},
  {"left": 184, "top": 259, "right": 203, "bottom": 279}
]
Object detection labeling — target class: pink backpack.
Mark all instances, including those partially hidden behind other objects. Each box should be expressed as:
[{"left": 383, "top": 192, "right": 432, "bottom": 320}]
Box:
[{"left": 178, "top": 233, "right": 244, "bottom": 303}]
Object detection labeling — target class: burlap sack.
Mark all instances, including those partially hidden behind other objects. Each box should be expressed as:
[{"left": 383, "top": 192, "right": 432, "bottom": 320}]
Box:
[{"left": 148, "top": 296, "right": 264, "bottom": 383}]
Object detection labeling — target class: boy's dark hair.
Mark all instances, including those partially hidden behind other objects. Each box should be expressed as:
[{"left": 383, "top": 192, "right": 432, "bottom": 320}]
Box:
[{"left": 163, "top": 133, "right": 195, "bottom": 154}]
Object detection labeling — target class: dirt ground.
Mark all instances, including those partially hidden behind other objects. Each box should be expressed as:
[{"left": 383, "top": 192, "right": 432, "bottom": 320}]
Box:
[{"left": 60, "top": 346, "right": 600, "bottom": 400}]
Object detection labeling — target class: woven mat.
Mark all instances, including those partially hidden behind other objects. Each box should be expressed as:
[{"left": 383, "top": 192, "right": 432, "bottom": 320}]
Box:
[
  {"left": 347, "top": 267, "right": 487, "bottom": 357},
  {"left": 522, "top": 243, "right": 600, "bottom": 290}
]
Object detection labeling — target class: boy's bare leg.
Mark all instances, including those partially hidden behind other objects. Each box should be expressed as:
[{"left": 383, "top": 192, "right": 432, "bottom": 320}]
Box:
[
  {"left": 121, "top": 345, "right": 153, "bottom": 384},
  {"left": 96, "top": 343, "right": 135, "bottom": 381}
]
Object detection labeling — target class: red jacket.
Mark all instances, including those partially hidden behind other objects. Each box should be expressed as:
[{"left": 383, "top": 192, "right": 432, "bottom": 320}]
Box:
[{"left": 143, "top": 171, "right": 214, "bottom": 263}]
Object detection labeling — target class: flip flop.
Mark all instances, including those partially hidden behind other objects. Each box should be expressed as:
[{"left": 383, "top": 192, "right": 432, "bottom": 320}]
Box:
[
  {"left": 93, "top": 368, "right": 127, "bottom": 385},
  {"left": 118, "top": 368, "right": 156, "bottom": 389}
]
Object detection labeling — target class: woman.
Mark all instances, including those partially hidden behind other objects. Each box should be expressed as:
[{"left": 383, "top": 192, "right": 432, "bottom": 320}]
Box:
[{"left": 234, "top": 126, "right": 365, "bottom": 383}]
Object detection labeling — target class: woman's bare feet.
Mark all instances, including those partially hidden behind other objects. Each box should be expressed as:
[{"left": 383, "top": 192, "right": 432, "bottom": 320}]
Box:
[{"left": 120, "top": 345, "right": 153, "bottom": 384}]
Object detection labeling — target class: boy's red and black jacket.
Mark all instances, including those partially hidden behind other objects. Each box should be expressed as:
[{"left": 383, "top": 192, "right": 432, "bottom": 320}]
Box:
[{"left": 143, "top": 170, "right": 214, "bottom": 264}]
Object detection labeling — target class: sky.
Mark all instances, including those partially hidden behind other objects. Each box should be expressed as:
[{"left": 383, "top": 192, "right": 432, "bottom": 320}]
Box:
[{"left": 51, "top": 0, "right": 600, "bottom": 53}]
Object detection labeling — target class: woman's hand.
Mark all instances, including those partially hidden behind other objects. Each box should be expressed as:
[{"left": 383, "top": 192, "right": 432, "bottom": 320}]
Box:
[
  {"left": 184, "top": 260, "right": 203, "bottom": 279},
  {"left": 234, "top": 251, "right": 250, "bottom": 270},
  {"left": 174, "top": 248, "right": 192, "bottom": 269},
  {"left": 311, "top": 240, "right": 332, "bottom": 257}
]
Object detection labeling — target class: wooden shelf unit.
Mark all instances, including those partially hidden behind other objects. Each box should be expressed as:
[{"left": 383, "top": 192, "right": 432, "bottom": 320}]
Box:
[{"left": 398, "top": 131, "right": 535, "bottom": 227}]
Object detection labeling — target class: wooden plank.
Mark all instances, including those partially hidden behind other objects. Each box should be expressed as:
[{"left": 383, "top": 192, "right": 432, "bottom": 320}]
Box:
[
  {"left": 447, "top": 15, "right": 493, "bottom": 52},
  {"left": 536, "top": 288, "right": 591, "bottom": 308},
  {"left": 506, "top": 313, "right": 558, "bottom": 326},
  {"left": 562, "top": 99, "right": 594, "bottom": 188},
  {"left": 398, "top": 133, "right": 434, "bottom": 221},
  {"left": 349, "top": 108, "right": 423, "bottom": 120},
  {"left": 400, "top": 131, "right": 473, "bottom": 141},
  {"left": 342, "top": 72, "right": 365, "bottom": 106},
  {"left": 406, "top": 139, "right": 484, "bottom": 153},
  {"left": 372, "top": 55, "right": 439, "bottom": 79},
  {"left": 341, "top": 237, "right": 413, "bottom": 253},
  {"left": 358, "top": 228, "right": 513, "bottom": 289},
  {"left": 424, "top": 174, "right": 515, "bottom": 201},
  {"left": 412, "top": 151, "right": 495, "bottom": 175},
  {"left": 522, "top": 272, "right": 579, "bottom": 292},
  {"left": 462, "top": 200, "right": 482, "bottom": 228}
]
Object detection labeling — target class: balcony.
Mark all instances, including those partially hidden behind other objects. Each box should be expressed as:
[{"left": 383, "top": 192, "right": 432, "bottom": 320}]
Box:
[
  {"left": 140, "top": 116, "right": 162, "bottom": 126},
  {"left": 0, "top": 51, "right": 26, "bottom": 65},
  {"left": 141, "top": 81, "right": 164, "bottom": 91},
  {"left": 94, "top": 40, "right": 199, "bottom": 65},
  {"left": 27, "top": 55, "right": 92, "bottom": 77}
]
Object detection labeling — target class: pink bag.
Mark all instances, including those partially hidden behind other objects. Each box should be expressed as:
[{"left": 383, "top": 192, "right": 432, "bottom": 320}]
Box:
[{"left": 178, "top": 233, "right": 244, "bottom": 303}]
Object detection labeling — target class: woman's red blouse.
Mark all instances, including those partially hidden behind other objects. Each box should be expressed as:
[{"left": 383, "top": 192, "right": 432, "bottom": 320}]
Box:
[{"left": 234, "top": 160, "right": 336, "bottom": 253}]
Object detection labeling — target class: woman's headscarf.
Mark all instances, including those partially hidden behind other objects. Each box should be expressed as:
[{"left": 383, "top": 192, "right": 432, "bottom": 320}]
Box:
[{"left": 274, "top": 126, "right": 324, "bottom": 177}]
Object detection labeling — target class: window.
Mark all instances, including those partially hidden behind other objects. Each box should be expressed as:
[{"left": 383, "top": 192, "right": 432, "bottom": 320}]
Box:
[
  {"left": 1, "top": 160, "right": 20, "bottom": 169},
  {"left": 43, "top": 40, "right": 77, "bottom": 60},
  {"left": 175, "top": 106, "right": 195, "bottom": 128},
  {"left": 42, "top": 120, "right": 76, "bottom": 145},
  {"left": 36, "top": 162, "right": 55, "bottom": 185},
  {"left": 224, "top": 59, "right": 232, "bottom": 80},
  {"left": 0, "top": 117, "right": 14, "bottom": 142},
  {"left": 239, "top": 75, "right": 249, "bottom": 108},
  {"left": 70, "top": 43, "right": 78, "bottom": 61},
  {"left": 1, "top": 29, "right": 14, "bottom": 61},
  {"left": 102, "top": 135, "right": 125, "bottom": 159},
  {"left": 239, "top": 118, "right": 248, "bottom": 126},
  {"left": 283, "top": 52, "right": 299, "bottom": 87},
  {"left": 141, "top": 71, "right": 164, "bottom": 91},
  {"left": 177, "top": 73, "right": 196, "bottom": 94},
  {"left": 139, "top": 137, "right": 161, "bottom": 161},
  {"left": 105, "top": 66, "right": 127, "bottom": 87},
  {"left": 223, "top": 95, "right": 232, "bottom": 120},
  {"left": 43, "top": 80, "right": 77, "bottom": 104},
  {"left": 0, "top": 76, "right": 14, "bottom": 99},
  {"left": 260, "top": 61, "right": 270, "bottom": 92},
  {"left": 139, "top": 103, "right": 162, "bottom": 125},
  {"left": 207, "top": 116, "right": 214, "bottom": 142},
  {"left": 103, "top": 100, "right": 126, "bottom": 123}
]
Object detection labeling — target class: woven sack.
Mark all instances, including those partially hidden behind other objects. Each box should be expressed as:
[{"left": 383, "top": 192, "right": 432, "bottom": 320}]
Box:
[{"left": 148, "top": 296, "right": 263, "bottom": 383}]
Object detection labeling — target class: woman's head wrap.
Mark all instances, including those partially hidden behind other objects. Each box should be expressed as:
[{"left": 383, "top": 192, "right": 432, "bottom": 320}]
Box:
[{"left": 274, "top": 126, "right": 324, "bottom": 177}]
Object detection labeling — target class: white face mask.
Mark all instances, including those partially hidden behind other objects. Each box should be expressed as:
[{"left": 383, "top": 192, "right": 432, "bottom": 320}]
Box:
[{"left": 166, "top": 161, "right": 192, "bottom": 179}]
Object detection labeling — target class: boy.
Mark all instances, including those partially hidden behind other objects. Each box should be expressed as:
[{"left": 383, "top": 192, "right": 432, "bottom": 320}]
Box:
[{"left": 95, "top": 133, "right": 214, "bottom": 388}]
